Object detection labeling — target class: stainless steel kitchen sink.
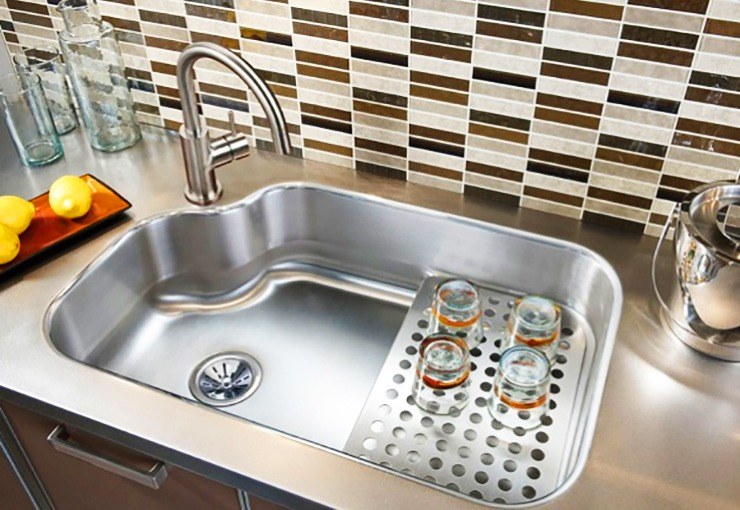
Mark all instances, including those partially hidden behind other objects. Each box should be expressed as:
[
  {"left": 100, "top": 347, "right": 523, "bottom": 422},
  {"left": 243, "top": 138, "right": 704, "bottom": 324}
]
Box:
[{"left": 45, "top": 184, "right": 622, "bottom": 505}]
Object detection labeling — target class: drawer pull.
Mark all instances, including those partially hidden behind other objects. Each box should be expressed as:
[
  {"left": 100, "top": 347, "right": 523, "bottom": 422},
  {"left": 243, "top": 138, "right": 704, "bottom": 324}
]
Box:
[{"left": 47, "top": 425, "right": 168, "bottom": 489}]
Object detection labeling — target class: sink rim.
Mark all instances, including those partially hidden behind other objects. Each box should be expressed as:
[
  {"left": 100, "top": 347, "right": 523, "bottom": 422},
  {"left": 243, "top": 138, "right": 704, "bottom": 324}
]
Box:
[{"left": 42, "top": 181, "right": 623, "bottom": 508}]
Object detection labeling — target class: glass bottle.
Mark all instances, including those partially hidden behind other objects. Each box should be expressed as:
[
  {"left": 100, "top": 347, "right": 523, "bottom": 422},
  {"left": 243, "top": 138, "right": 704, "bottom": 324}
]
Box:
[{"left": 56, "top": 0, "right": 141, "bottom": 152}]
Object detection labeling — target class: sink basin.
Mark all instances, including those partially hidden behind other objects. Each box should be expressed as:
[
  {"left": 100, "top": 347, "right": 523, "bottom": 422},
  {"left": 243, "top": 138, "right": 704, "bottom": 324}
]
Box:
[{"left": 46, "top": 184, "right": 622, "bottom": 505}]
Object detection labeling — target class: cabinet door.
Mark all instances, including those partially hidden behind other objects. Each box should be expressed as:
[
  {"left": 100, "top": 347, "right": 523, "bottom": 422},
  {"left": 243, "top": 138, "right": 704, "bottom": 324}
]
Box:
[
  {"left": 0, "top": 448, "right": 33, "bottom": 510},
  {"left": 2, "top": 400, "right": 240, "bottom": 510}
]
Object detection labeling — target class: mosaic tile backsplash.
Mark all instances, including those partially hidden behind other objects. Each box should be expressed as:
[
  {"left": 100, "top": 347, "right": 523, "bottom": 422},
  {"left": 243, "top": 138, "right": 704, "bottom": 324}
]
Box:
[{"left": 2, "top": 0, "right": 739, "bottom": 235}]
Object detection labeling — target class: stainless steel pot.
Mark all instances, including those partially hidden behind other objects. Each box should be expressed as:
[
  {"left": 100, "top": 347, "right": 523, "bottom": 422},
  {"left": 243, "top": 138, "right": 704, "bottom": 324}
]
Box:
[{"left": 652, "top": 181, "right": 740, "bottom": 361}]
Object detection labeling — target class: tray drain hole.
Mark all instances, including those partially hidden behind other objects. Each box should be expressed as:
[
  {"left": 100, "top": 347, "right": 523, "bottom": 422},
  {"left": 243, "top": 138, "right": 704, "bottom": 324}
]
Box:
[{"left": 189, "top": 351, "right": 262, "bottom": 406}]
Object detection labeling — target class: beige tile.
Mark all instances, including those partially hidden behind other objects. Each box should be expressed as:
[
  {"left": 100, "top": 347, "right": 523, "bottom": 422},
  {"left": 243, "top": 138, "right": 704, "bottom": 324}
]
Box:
[
  {"left": 409, "top": 171, "right": 462, "bottom": 193},
  {"left": 236, "top": 11, "right": 293, "bottom": 32},
  {"left": 353, "top": 59, "right": 408, "bottom": 82},
  {"left": 592, "top": 159, "right": 661, "bottom": 184},
  {"left": 349, "top": 16, "right": 409, "bottom": 38},
  {"left": 293, "top": 34, "right": 349, "bottom": 59},
  {"left": 241, "top": 39, "right": 295, "bottom": 60},
  {"left": 529, "top": 132, "right": 596, "bottom": 158},
  {"left": 355, "top": 124, "right": 407, "bottom": 146},
  {"left": 141, "top": 22, "right": 189, "bottom": 41},
  {"left": 354, "top": 112, "right": 408, "bottom": 132},
  {"left": 521, "top": 196, "right": 582, "bottom": 219},
  {"left": 408, "top": 147, "right": 464, "bottom": 171},
  {"left": 291, "top": 0, "right": 348, "bottom": 15},
  {"left": 667, "top": 146, "right": 738, "bottom": 172},
  {"left": 700, "top": 35, "right": 740, "bottom": 58},
  {"left": 547, "top": 12, "right": 621, "bottom": 38},
  {"left": 532, "top": 119, "right": 599, "bottom": 145},
  {"left": 589, "top": 172, "right": 656, "bottom": 198},
  {"left": 409, "top": 96, "right": 468, "bottom": 119},
  {"left": 679, "top": 100, "right": 739, "bottom": 128},
  {"left": 304, "top": 148, "right": 353, "bottom": 168},
  {"left": 538, "top": 76, "right": 607, "bottom": 103},
  {"left": 411, "top": 8, "right": 476, "bottom": 35},
  {"left": 584, "top": 198, "right": 650, "bottom": 223},
  {"left": 693, "top": 51, "right": 739, "bottom": 76},
  {"left": 524, "top": 172, "right": 587, "bottom": 196},
  {"left": 474, "top": 35, "right": 542, "bottom": 60},
  {"left": 410, "top": 110, "right": 467, "bottom": 133},
  {"left": 478, "top": 0, "right": 548, "bottom": 10},
  {"left": 623, "top": 6, "right": 704, "bottom": 32},
  {"left": 471, "top": 81, "right": 535, "bottom": 105},
  {"left": 603, "top": 104, "right": 675, "bottom": 130},
  {"left": 474, "top": 50, "right": 540, "bottom": 76},
  {"left": 613, "top": 58, "right": 689, "bottom": 83},
  {"left": 465, "top": 172, "right": 523, "bottom": 195},
  {"left": 411, "top": 0, "right": 475, "bottom": 17},
  {"left": 662, "top": 159, "right": 737, "bottom": 183},
  {"left": 544, "top": 29, "right": 618, "bottom": 57},
  {"left": 352, "top": 70, "right": 409, "bottom": 96},
  {"left": 297, "top": 75, "right": 351, "bottom": 97},
  {"left": 352, "top": 30, "right": 409, "bottom": 53},
  {"left": 468, "top": 134, "right": 529, "bottom": 158},
  {"left": 410, "top": 54, "right": 471, "bottom": 79},
  {"left": 709, "top": 0, "right": 740, "bottom": 22},
  {"left": 610, "top": 72, "right": 686, "bottom": 101},
  {"left": 236, "top": 0, "right": 288, "bottom": 17},
  {"left": 138, "top": 0, "right": 186, "bottom": 16},
  {"left": 354, "top": 149, "right": 406, "bottom": 170},
  {"left": 467, "top": 146, "right": 527, "bottom": 171},
  {"left": 469, "top": 94, "right": 535, "bottom": 119},
  {"left": 600, "top": 118, "right": 674, "bottom": 145}
]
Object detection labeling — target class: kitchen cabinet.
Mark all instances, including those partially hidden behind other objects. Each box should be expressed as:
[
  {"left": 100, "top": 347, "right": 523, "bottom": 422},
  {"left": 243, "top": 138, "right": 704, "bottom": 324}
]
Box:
[
  {"left": 0, "top": 400, "right": 241, "bottom": 510},
  {"left": 0, "top": 443, "right": 33, "bottom": 510}
]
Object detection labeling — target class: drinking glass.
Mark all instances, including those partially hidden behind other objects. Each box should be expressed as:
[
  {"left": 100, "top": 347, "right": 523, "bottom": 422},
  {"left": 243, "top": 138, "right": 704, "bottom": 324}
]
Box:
[
  {"left": 488, "top": 345, "right": 550, "bottom": 429},
  {"left": 411, "top": 334, "right": 471, "bottom": 415},
  {"left": 13, "top": 46, "right": 77, "bottom": 135},
  {"left": 504, "top": 295, "right": 561, "bottom": 360},
  {"left": 428, "top": 279, "right": 483, "bottom": 349},
  {"left": 0, "top": 72, "right": 63, "bottom": 167}
]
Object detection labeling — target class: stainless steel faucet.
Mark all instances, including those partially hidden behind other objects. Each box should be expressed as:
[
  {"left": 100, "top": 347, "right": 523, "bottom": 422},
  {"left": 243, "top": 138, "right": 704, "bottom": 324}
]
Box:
[{"left": 176, "top": 42, "right": 292, "bottom": 205}]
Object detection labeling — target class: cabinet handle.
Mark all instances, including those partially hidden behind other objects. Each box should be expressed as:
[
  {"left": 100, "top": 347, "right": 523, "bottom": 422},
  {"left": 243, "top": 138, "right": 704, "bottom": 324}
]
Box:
[{"left": 47, "top": 425, "right": 168, "bottom": 489}]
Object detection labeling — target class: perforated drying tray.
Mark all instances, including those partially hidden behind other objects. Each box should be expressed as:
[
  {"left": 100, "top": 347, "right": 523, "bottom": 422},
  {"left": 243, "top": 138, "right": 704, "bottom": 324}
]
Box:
[{"left": 345, "top": 277, "right": 595, "bottom": 505}]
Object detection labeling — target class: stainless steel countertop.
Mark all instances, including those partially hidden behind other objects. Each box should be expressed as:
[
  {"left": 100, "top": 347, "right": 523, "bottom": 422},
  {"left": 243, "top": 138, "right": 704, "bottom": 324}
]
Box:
[{"left": 0, "top": 126, "right": 738, "bottom": 510}]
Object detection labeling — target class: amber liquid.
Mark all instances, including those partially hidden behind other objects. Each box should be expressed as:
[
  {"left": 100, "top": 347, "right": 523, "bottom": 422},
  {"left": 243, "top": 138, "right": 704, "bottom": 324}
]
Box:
[{"left": 417, "top": 335, "right": 471, "bottom": 389}]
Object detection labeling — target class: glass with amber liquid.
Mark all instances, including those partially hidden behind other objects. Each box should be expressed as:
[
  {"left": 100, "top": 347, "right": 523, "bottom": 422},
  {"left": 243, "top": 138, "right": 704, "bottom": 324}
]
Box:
[
  {"left": 505, "top": 295, "right": 561, "bottom": 360},
  {"left": 412, "top": 334, "right": 471, "bottom": 415},
  {"left": 489, "top": 345, "right": 550, "bottom": 429},
  {"left": 428, "top": 279, "right": 483, "bottom": 349}
]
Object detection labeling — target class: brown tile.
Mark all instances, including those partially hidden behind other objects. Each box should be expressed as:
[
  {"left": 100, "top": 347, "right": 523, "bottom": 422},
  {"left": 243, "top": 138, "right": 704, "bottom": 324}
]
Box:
[
  {"left": 675, "top": 117, "right": 740, "bottom": 142},
  {"left": 291, "top": 7, "right": 347, "bottom": 27},
  {"left": 410, "top": 137, "right": 465, "bottom": 157},
  {"left": 599, "top": 134, "right": 667, "bottom": 157},
  {"left": 595, "top": 147, "right": 664, "bottom": 171},
  {"left": 410, "top": 41, "right": 471, "bottom": 63},
  {"left": 473, "top": 68, "right": 536, "bottom": 89},
  {"left": 628, "top": 0, "right": 709, "bottom": 15},
  {"left": 551, "top": 0, "right": 623, "bottom": 20},
  {"left": 293, "top": 22, "right": 349, "bottom": 42},
  {"left": 350, "top": 1, "right": 408, "bottom": 23},
  {"left": 240, "top": 27, "right": 293, "bottom": 46},
  {"left": 535, "top": 106, "right": 601, "bottom": 130},
  {"left": 198, "top": 81, "right": 247, "bottom": 101},
  {"left": 470, "top": 110, "right": 530, "bottom": 132},
  {"left": 673, "top": 132, "right": 740, "bottom": 157},
  {"left": 125, "top": 68, "right": 153, "bottom": 81},
  {"left": 583, "top": 211, "right": 644, "bottom": 233},
  {"left": 356, "top": 161, "right": 406, "bottom": 181},
  {"left": 103, "top": 16, "right": 141, "bottom": 33},
  {"left": 151, "top": 61, "right": 177, "bottom": 75},
  {"left": 185, "top": 2, "right": 236, "bottom": 22},
  {"left": 469, "top": 122, "right": 529, "bottom": 145},
  {"left": 524, "top": 186, "right": 583, "bottom": 207},
  {"left": 410, "top": 124, "right": 466, "bottom": 145},
  {"left": 410, "top": 83, "right": 468, "bottom": 105},
  {"left": 354, "top": 88, "right": 407, "bottom": 107},
  {"left": 649, "top": 212, "right": 669, "bottom": 226},
  {"left": 140, "top": 10, "right": 187, "bottom": 28},
  {"left": 6, "top": 0, "right": 47, "bottom": 16},
  {"left": 297, "top": 63, "right": 350, "bottom": 83},
  {"left": 537, "top": 93, "right": 603, "bottom": 116},
  {"left": 159, "top": 96, "right": 183, "bottom": 111},
  {"left": 189, "top": 0, "right": 234, "bottom": 8},
  {"left": 704, "top": 18, "right": 740, "bottom": 38},
  {"left": 269, "top": 83, "right": 298, "bottom": 99},
  {"left": 207, "top": 117, "right": 252, "bottom": 135},
  {"left": 190, "top": 32, "right": 240, "bottom": 49},
  {"left": 476, "top": 20, "right": 542, "bottom": 44},
  {"left": 356, "top": 137, "right": 407, "bottom": 157},
  {"left": 301, "top": 102, "right": 352, "bottom": 122},
  {"left": 587, "top": 187, "right": 652, "bottom": 209},
  {"left": 464, "top": 185, "right": 521, "bottom": 207},
  {"left": 4, "top": 33, "right": 18, "bottom": 44},
  {"left": 529, "top": 148, "right": 591, "bottom": 170},
  {"left": 305, "top": 138, "right": 353, "bottom": 157},
  {"left": 164, "top": 119, "right": 181, "bottom": 131},
  {"left": 466, "top": 161, "right": 523, "bottom": 182},
  {"left": 135, "top": 103, "right": 160, "bottom": 115},
  {"left": 302, "top": 114, "right": 352, "bottom": 134},
  {"left": 541, "top": 62, "right": 610, "bottom": 86},
  {"left": 689, "top": 71, "right": 740, "bottom": 91},
  {"left": 684, "top": 86, "right": 740, "bottom": 109},
  {"left": 296, "top": 50, "right": 349, "bottom": 70},
  {"left": 351, "top": 46, "right": 408, "bottom": 67},
  {"left": 157, "top": 85, "right": 180, "bottom": 98},
  {"left": 353, "top": 99, "right": 407, "bottom": 120},
  {"left": 145, "top": 36, "right": 189, "bottom": 52},
  {"left": 527, "top": 161, "right": 589, "bottom": 183},
  {"left": 254, "top": 117, "right": 301, "bottom": 135},
  {"left": 617, "top": 41, "right": 694, "bottom": 67},
  {"left": 621, "top": 25, "right": 699, "bottom": 50},
  {"left": 259, "top": 69, "right": 297, "bottom": 87},
  {"left": 409, "top": 161, "right": 462, "bottom": 181},
  {"left": 659, "top": 174, "right": 703, "bottom": 190},
  {"left": 412, "top": 71, "right": 468, "bottom": 92},
  {"left": 543, "top": 47, "right": 612, "bottom": 70},
  {"left": 9, "top": 11, "right": 52, "bottom": 28},
  {"left": 607, "top": 90, "right": 679, "bottom": 114}
]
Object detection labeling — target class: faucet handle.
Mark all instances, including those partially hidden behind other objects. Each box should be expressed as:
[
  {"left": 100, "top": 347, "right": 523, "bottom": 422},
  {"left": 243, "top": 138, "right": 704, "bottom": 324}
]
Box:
[{"left": 228, "top": 110, "right": 237, "bottom": 137}]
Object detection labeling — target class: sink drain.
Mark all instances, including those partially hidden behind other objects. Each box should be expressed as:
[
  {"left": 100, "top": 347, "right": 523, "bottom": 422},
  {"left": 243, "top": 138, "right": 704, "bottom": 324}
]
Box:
[{"left": 189, "top": 352, "right": 262, "bottom": 406}]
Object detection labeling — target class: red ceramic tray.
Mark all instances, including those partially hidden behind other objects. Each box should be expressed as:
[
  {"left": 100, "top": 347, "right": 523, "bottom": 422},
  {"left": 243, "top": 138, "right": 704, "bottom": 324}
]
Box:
[{"left": 0, "top": 174, "right": 131, "bottom": 281}]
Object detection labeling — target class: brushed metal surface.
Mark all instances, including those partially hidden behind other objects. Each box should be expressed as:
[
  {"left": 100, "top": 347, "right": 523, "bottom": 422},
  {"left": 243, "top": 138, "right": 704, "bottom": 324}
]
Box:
[
  {"left": 346, "top": 277, "right": 597, "bottom": 505},
  {"left": 0, "top": 126, "right": 738, "bottom": 510},
  {"left": 45, "top": 184, "right": 619, "bottom": 505}
]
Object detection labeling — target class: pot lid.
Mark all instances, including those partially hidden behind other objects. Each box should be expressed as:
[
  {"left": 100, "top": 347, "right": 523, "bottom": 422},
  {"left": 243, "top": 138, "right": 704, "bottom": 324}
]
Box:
[{"left": 680, "top": 182, "right": 740, "bottom": 263}]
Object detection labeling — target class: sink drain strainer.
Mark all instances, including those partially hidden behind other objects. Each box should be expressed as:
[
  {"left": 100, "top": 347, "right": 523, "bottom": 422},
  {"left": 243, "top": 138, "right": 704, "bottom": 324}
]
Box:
[{"left": 189, "top": 352, "right": 262, "bottom": 406}]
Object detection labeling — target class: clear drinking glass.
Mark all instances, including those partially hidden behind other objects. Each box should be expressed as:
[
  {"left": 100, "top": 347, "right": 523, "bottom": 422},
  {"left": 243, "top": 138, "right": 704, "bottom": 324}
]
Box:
[
  {"left": 57, "top": 0, "right": 141, "bottom": 152},
  {"left": 504, "top": 295, "right": 561, "bottom": 360},
  {"left": 13, "top": 46, "right": 77, "bottom": 135},
  {"left": 488, "top": 345, "right": 550, "bottom": 430},
  {"left": 0, "top": 72, "right": 63, "bottom": 167},
  {"left": 411, "top": 334, "right": 471, "bottom": 415},
  {"left": 428, "top": 279, "right": 483, "bottom": 349}
]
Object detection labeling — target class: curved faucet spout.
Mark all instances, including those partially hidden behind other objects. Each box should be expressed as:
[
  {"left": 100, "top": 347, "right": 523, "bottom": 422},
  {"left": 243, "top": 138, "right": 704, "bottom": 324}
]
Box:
[{"left": 176, "top": 42, "right": 292, "bottom": 205}]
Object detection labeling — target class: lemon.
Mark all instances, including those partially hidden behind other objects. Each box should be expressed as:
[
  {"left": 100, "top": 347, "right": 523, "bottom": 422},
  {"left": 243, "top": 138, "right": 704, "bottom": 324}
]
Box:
[
  {"left": 0, "top": 195, "right": 35, "bottom": 235},
  {"left": 49, "top": 176, "right": 93, "bottom": 219},
  {"left": 0, "top": 224, "right": 20, "bottom": 264}
]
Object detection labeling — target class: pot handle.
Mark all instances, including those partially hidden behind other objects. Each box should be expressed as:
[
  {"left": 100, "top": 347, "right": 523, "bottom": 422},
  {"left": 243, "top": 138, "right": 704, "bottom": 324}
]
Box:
[{"left": 651, "top": 202, "right": 680, "bottom": 320}]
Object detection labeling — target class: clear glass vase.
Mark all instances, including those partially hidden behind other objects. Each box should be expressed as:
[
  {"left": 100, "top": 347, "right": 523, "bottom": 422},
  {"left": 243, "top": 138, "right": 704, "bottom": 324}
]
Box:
[{"left": 56, "top": 0, "right": 141, "bottom": 152}]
